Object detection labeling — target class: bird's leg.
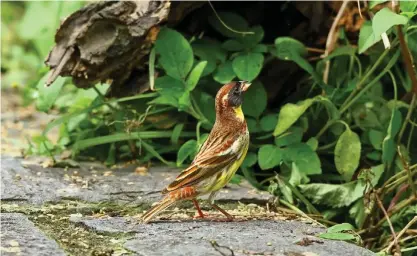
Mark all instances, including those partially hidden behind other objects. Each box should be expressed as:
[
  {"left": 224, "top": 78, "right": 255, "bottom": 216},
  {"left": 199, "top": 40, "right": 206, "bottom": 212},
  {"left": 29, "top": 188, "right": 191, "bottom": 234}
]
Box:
[
  {"left": 192, "top": 199, "right": 205, "bottom": 218},
  {"left": 208, "top": 191, "right": 233, "bottom": 221}
]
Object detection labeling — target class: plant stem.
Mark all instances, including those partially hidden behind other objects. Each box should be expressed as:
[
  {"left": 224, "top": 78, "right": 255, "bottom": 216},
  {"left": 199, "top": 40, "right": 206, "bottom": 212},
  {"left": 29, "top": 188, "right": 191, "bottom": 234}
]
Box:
[
  {"left": 398, "top": 93, "right": 417, "bottom": 144},
  {"left": 340, "top": 51, "right": 399, "bottom": 114},
  {"left": 375, "top": 194, "right": 400, "bottom": 255},
  {"left": 93, "top": 86, "right": 118, "bottom": 112},
  {"left": 396, "top": 25, "right": 417, "bottom": 95},
  {"left": 340, "top": 49, "right": 390, "bottom": 111}
]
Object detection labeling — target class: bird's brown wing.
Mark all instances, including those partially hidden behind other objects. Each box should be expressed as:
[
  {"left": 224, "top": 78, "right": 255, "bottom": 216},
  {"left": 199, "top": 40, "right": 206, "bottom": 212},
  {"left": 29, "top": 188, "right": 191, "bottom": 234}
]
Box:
[{"left": 162, "top": 130, "right": 241, "bottom": 194}]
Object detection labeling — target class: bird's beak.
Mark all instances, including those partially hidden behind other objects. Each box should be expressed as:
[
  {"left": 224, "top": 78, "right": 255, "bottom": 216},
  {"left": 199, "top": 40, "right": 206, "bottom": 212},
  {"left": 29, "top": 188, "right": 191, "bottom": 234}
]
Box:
[{"left": 240, "top": 81, "right": 251, "bottom": 92}]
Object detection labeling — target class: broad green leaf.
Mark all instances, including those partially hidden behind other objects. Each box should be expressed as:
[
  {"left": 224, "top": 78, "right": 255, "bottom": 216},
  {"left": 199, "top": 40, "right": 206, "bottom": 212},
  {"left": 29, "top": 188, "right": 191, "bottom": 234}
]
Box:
[
  {"left": 382, "top": 109, "right": 402, "bottom": 167},
  {"left": 242, "top": 152, "right": 257, "bottom": 168},
  {"left": 369, "top": 129, "right": 384, "bottom": 150},
  {"left": 36, "top": 74, "right": 66, "bottom": 112},
  {"left": 240, "top": 26, "right": 264, "bottom": 48},
  {"left": 316, "top": 96, "right": 340, "bottom": 120},
  {"left": 334, "top": 128, "right": 361, "bottom": 181},
  {"left": 358, "top": 21, "right": 381, "bottom": 54},
  {"left": 242, "top": 81, "right": 267, "bottom": 118},
  {"left": 258, "top": 145, "right": 282, "bottom": 170},
  {"left": 155, "top": 28, "right": 194, "bottom": 80},
  {"left": 170, "top": 123, "right": 184, "bottom": 145},
  {"left": 400, "top": 1, "right": 417, "bottom": 12},
  {"left": 232, "top": 52, "right": 264, "bottom": 81},
  {"left": 328, "top": 223, "right": 355, "bottom": 233},
  {"left": 222, "top": 39, "right": 245, "bottom": 51},
  {"left": 208, "top": 12, "right": 249, "bottom": 38},
  {"left": 306, "top": 137, "right": 318, "bottom": 151},
  {"left": 260, "top": 114, "right": 278, "bottom": 132},
  {"left": 366, "top": 151, "right": 382, "bottom": 161},
  {"left": 197, "top": 91, "right": 216, "bottom": 126},
  {"left": 289, "top": 162, "right": 310, "bottom": 186},
  {"left": 186, "top": 61, "right": 207, "bottom": 91},
  {"left": 349, "top": 200, "right": 366, "bottom": 228},
  {"left": 322, "top": 45, "right": 357, "bottom": 62},
  {"left": 284, "top": 143, "right": 322, "bottom": 175},
  {"left": 178, "top": 91, "right": 191, "bottom": 111},
  {"left": 369, "top": 0, "right": 387, "bottom": 9},
  {"left": 193, "top": 41, "right": 225, "bottom": 76},
  {"left": 373, "top": 8, "right": 408, "bottom": 38},
  {"left": 275, "top": 127, "right": 304, "bottom": 148},
  {"left": 252, "top": 44, "right": 268, "bottom": 53},
  {"left": 177, "top": 139, "right": 198, "bottom": 166},
  {"left": 273, "top": 98, "right": 315, "bottom": 136},
  {"left": 154, "top": 76, "right": 185, "bottom": 98},
  {"left": 318, "top": 233, "right": 356, "bottom": 241},
  {"left": 299, "top": 181, "right": 364, "bottom": 207},
  {"left": 274, "top": 37, "right": 325, "bottom": 86},
  {"left": 213, "top": 61, "right": 236, "bottom": 84},
  {"left": 247, "top": 118, "right": 261, "bottom": 133},
  {"left": 274, "top": 37, "right": 307, "bottom": 60},
  {"left": 277, "top": 176, "right": 294, "bottom": 204}
]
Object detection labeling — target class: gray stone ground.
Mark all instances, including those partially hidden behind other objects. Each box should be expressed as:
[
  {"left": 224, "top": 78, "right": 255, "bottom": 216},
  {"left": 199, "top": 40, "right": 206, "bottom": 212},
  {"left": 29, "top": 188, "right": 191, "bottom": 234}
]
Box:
[
  {"left": 1, "top": 156, "right": 375, "bottom": 256},
  {"left": 1, "top": 213, "right": 66, "bottom": 256}
]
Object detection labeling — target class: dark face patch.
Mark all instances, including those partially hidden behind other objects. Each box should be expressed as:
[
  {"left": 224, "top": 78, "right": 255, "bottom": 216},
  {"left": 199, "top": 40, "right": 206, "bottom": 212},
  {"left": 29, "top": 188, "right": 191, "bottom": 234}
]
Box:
[{"left": 227, "top": 81, "right": 244, "bottom": 107}]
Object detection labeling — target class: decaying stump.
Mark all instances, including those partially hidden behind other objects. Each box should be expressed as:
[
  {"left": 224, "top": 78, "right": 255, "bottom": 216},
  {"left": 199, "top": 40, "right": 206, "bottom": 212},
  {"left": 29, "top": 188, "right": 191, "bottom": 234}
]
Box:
[{"left": 44, "top": 0, "right": 204, "bottom": 97}]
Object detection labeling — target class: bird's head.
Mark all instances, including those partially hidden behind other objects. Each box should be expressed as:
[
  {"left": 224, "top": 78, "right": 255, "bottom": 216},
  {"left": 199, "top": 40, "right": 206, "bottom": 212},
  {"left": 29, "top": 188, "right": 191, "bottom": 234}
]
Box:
[{"left": 215, "top": 81, "right": 251, "bottom": 122}]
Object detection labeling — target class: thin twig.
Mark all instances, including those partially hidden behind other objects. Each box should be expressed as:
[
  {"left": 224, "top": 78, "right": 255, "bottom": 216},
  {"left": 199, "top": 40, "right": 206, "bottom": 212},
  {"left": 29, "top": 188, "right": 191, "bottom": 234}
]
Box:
[
  {"left": 207, "top": 0, "right": 253, "bottom": 36},
  {"left": 376, "top": 194, "right": 401, "bottom": 255},
  {"left": 323, "top": 0, "right": 349, "bottom": 84},
  {"left": 210, "top": 240, "right": 235, "bottom": 256},
  {"left": 385, "top": 216, "right": 417, "bottom": 254},
  {"left": 397, "top": 145, "right": 417, "bottom": 198}
]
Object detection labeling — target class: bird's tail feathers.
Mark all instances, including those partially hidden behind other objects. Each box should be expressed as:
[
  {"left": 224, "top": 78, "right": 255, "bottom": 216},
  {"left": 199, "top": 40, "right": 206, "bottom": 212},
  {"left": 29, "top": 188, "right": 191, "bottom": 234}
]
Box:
[{"left": 141, "top": 196, "right": 176, "bottom": 224}]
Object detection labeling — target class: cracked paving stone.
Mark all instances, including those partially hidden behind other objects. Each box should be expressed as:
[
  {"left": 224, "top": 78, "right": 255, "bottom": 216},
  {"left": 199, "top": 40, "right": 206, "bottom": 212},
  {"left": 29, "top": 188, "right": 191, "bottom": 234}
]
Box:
[
  {"left": 0, "top": 213, "right": 66, "bottom": 256},
  {"left": 1, "top": 156, "right": 270, "bottom": 205},
  {"left": 70, "top": 216, "right": 375, "bottom": 256}
]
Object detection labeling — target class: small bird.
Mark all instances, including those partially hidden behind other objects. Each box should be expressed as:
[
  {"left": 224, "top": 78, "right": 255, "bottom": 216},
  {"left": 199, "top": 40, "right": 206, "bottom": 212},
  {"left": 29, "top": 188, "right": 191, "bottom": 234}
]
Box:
[{"left": 142, "top": 81, "right": 251, "bottom": 223}]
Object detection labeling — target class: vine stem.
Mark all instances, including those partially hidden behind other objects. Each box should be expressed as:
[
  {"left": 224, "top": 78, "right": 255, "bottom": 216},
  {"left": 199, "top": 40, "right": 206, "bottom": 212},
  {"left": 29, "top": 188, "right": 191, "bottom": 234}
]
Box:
[
  {"left": 375, "top": 194, "right": 400, "bottom": 255},
  {"left": 322, "top": 0, "right": 349, "bottom": 84}
]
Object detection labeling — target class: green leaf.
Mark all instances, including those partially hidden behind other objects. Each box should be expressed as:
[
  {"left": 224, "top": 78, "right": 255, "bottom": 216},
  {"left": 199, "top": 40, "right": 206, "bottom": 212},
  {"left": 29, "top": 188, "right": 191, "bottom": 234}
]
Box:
[
  {"left": 358, "top": 21, "right": 381, "bottom": 54},
  {"left": 252, "top": 44, "right": 268, "bottom": 53},
  {"left": 193, "top": 41, "right": 225, "bottom": 76},
  {"left": 318, "top": 233, "right": 356, "bottom": 241},
  {"left": 242, "top": 81, "right": 267, "bottom": 118},
  {"left": 260, "top": 114, "right": 278, "bottom": 132},
  {"left": 186, "top": 61, "right": 207, "bottom": 91},
  {"left": 350, "top": 200, "right": 366, "bottom": 228},
  {"left": 306, "top": 137, "right": 318, "bottom": 151},
  {"left": 273, "top": 98, "right": 315, "bottom": 136},
  {"left": 284, "top": 143, "right": 322, "bottom": 175},
  {"left": 275, "top": 127, "right": 304, "bottom": 148},
  {"left": 369, "top": 129, "right": 384, "bottom": 150},
  {"left": 242, "top": 152, "right": 257, "bottom": 168},
  {"left": 299, "top": 181, "right": 364, "bottom": 207},
  {"left": 334, "top": 128, "right": 361, "bottom": 181},
  {"left": 155, "top": 28, "right": 194, "bottom": 80},
  {"left": 178, "top": 91, "right": 191, "bottom": 111},
  {"left": 208, "top": 12, "right": 249, "bottom": 38},
  {"left": 328, "top": 223, "right": 355, "bottom": 233},
  {"left": 369, "top": 0, "right": 387, "bottom": 9},
  {"left": 213, "top": 61, "right": 236, "bottom": 84},
  {"left": 36, "top": 74, "right": 66, "bottom": 112},
  {"left": 232, "top": 52, "right": 264, "bottom": 81},
  {"left": 197, "top": 91, "right": 216, "bottom": 126},
  {"left": 155, "top": 76, "right": 186, "bottom": 98},
  {"left": 322, "top": 46, "right": 357, "bottom": 62},
  {"left": 400, "top": 1, "right": 417, "bottom": 12},
  {"left": 177, "top": 139, "right": 198, "bottom": 166},
  {"left": 222, "top": 40, "right": 245, "bottom": 51},
  {"left": 171, "top": 123, "right": 184, "bottom": 145},
  {"left": 373, "top": 8, "right": 408, "bottom": 38},
  {"left": 382, "top": 109, "right": 402, "bottom": 167},
  {"left": 274, "top": 37, "right": 307, "bottom": 60},
  {"left": 240, "top": 26, "right": 264, "bottom": 48},
  {"left": 258, "top": 145, "right": 282, "bottom": 170}
]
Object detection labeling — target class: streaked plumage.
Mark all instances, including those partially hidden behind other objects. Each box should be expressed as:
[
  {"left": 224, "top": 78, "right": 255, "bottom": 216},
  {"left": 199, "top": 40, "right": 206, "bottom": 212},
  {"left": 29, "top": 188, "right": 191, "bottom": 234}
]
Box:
[{"left": 142, "top": 81, "right": 251, "bottom": 223}]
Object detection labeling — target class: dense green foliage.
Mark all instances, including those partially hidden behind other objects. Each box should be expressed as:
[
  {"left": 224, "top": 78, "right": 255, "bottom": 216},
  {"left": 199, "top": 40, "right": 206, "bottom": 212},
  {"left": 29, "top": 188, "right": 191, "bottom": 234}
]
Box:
[{"left": 2, "top": 1, "right": 417, "bottom": 254}]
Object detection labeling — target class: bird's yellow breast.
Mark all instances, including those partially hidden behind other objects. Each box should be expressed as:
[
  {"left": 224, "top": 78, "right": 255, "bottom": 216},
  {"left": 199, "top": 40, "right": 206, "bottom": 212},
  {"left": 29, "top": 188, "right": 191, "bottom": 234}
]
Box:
[{"left": 234, "top": 106, "right": 245, "bottom": 121}]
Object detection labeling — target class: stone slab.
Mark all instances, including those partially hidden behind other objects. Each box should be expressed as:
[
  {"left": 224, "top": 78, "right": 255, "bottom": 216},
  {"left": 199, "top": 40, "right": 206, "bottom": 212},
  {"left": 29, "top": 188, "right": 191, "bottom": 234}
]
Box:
[
  {"left": 0, "top": 213, "right": 66, "bottom": 256},
  {"left": 1, "top": 156, "right": 270, "bottom": 205},
  {"left": 70, "top": 216, "right": 375, "bottom": 256}
]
